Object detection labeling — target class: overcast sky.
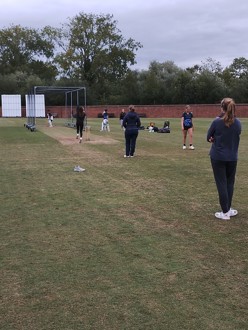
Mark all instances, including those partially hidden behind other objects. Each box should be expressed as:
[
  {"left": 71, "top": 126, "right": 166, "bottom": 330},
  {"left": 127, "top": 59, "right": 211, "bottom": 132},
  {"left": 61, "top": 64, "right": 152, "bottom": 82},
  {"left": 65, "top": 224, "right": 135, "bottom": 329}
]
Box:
[{"left": 1, "top": 0, "right": 248, "bottom": 70}]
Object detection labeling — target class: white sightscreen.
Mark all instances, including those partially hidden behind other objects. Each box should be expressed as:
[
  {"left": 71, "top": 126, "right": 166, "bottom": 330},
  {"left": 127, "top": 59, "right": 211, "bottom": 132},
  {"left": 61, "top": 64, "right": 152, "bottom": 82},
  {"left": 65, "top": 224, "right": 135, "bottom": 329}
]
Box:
[
  {"left": 1, "top": 95, "right": 22, "bottom": 117},
  {"left": 25, "top": 94, "right": 45, "bottom": 117}
]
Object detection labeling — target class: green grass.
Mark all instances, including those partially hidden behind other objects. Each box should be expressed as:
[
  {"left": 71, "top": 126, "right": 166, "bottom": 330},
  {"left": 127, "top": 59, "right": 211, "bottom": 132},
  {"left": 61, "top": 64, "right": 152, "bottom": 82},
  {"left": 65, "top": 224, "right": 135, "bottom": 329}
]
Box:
[{"left": 0, "top": 117, "right": 248, "bottom": 330}]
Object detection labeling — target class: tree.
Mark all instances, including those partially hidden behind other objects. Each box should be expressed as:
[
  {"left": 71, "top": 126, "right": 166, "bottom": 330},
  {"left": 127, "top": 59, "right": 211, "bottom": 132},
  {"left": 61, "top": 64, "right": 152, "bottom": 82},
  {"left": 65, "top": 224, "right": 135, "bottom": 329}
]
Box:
[
  {"left": 192, "top": 70, "right": 227, "bottom": 103},
  {"left": 199, "top": 57, "right": 223, "bottom": 75},
  {"left": 227, "top": 57, "right": 248, "bottom": 78},
  {"left": 184, "top": 58, "right": 228, "bottom": 103},
  {"left": 55, "top": 12, "right": 142, "bottom": 89},
  {"left": 0, "top": 24, "right": 58, "bottom": 81},
  {"left": 141, "top": 61, "right": 182, "bottom": 104},
  {"left": 119, "top": 70, "right": 141, "bottom": 105},
  {"left": 138, "top": 69, "right": 162, "bottom": 104},
  {"left": 172, "top": 70, "right": 194, "bottom": 104},
  {"left": 221, "top": 57, "right": 248, "bottom": 102}
]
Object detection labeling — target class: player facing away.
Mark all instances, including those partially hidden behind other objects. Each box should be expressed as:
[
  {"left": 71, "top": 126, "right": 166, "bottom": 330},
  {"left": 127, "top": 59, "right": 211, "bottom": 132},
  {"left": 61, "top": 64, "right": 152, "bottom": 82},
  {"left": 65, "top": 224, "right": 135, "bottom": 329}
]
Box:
[
  {"left": 122, "top": 105, "right": 141, "bottom": 157},
  {"left": 207, "top": 97, "right": 241, "bottom": 220}
]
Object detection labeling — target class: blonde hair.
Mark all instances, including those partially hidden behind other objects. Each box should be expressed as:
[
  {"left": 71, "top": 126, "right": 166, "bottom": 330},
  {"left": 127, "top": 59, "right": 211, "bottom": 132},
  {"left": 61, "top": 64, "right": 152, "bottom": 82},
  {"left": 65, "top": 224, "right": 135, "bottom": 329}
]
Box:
[{"left": 221, "top": 98, "right": 236, "bottom": 127}]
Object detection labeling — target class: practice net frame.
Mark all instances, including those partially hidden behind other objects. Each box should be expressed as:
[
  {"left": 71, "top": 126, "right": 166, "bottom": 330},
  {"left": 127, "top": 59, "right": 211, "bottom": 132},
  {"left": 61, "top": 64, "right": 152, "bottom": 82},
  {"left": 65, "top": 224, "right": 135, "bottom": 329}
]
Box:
[{"left": 25, "top": 86, "right": 87, "bottom": 131}]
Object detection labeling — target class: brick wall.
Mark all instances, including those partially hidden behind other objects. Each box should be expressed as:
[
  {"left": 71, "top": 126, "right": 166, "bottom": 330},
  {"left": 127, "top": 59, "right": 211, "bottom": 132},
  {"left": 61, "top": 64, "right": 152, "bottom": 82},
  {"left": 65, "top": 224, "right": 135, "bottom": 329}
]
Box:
[
  {"left": 45, "top": 104, "right": 248, "bottom": 118},
  {"left": 1, "top": 104, "right": 248, "bottom": 118}
]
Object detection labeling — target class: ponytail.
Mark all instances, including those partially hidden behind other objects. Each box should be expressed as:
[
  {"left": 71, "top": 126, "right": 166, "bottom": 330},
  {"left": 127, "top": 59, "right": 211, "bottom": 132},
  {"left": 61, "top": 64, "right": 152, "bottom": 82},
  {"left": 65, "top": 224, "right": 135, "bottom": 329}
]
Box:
[{"left": 221, "top": 98, "right": 236, "bottom": 127}]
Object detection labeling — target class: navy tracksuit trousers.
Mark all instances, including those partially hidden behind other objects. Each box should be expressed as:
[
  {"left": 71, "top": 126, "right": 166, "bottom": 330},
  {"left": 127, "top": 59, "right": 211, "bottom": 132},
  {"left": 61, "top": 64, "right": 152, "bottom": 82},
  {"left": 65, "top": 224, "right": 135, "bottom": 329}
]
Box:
[
  {"left": 210, "top": 158, "right": 237, "bottom": 213},
  {"left": 125, "top": 129, "right": 138, "bottom": 156}
]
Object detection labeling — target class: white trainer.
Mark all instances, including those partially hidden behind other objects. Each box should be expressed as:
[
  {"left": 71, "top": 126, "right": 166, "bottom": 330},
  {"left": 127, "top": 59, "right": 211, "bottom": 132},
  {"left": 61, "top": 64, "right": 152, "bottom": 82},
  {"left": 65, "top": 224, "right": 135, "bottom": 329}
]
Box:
[
  {"left": 74, "top": 166, "right": 85, "bottom": 172},
  {"left": 183, "top": 145, "right": 186, "bottom": 150},
  {"left": 189, "top": 145, "right": 195, "bottom": 150},
  {"left": 228, "top": 208, "right": 238, "bottom": 217},
  {"left": 215, "top": 212, "right": 230, "bottom": 220}
]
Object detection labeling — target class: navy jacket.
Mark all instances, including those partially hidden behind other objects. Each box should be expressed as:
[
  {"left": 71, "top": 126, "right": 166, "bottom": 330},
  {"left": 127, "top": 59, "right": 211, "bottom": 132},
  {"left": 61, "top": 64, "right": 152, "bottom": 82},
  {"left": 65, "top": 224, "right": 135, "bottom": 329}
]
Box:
[
  {"left": 207, "top": 117, "right": 241, "bottom": 161},
  {"left": 123, "top": 111, "right": 141, "bottom": 130}
]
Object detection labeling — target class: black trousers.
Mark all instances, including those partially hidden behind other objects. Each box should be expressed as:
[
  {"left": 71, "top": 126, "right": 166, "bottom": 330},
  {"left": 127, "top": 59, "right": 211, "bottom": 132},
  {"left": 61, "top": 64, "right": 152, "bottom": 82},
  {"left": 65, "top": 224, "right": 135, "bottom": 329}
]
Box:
[
  {"left": 125, "top": 129, "right": 139, "bottom": 156},
  {"left": 210, "top": 158, "right": 237, "bottom": 213},
  {"left": 76, "top": 124, "right": 84, "bottom": 137}
]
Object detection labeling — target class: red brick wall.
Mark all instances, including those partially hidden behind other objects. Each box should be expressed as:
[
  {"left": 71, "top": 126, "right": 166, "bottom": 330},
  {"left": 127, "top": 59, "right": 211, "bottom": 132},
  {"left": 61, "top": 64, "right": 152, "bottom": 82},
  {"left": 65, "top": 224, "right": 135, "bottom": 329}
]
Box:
[
  {"left": 44, "top": 104, "right": 248, "bottom": 118},
  {"left": 1, "top": 104, "right": 248, "bottom": 118}
]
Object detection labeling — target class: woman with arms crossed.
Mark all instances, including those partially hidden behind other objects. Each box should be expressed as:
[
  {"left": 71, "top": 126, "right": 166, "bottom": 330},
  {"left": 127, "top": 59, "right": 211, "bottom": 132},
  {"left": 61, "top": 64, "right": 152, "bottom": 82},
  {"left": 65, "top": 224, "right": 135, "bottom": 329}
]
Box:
[{"left": 207, "top": 98, "right": 241, "bottom": 220}]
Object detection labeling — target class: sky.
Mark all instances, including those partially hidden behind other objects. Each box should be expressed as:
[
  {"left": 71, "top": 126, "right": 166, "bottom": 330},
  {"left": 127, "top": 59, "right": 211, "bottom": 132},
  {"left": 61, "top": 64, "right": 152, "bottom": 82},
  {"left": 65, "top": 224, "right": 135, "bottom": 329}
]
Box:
[{"left": 1, "top": 0, "right": 248, "bottom": 70}]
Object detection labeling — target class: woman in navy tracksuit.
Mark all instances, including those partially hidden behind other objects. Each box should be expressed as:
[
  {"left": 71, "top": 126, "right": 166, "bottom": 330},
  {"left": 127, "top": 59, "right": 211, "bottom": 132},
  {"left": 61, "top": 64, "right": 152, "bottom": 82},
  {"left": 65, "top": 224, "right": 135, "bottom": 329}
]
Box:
[
  {"left": 207, "top": 97, "right": 241, "bottom": 220},
  {"left": 122, "top": 105, "right": 141, "bottom": 158}
]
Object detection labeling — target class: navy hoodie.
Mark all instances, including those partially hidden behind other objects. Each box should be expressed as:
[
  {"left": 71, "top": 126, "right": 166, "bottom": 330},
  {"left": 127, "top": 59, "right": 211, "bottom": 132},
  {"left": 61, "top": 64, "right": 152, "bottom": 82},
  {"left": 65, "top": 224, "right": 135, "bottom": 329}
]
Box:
[
  {"left": 207, "top": 117, "right": 241, "bottom": 161},
  {"left": 123, "top": 112, "right": 141, "bottom": 130}
]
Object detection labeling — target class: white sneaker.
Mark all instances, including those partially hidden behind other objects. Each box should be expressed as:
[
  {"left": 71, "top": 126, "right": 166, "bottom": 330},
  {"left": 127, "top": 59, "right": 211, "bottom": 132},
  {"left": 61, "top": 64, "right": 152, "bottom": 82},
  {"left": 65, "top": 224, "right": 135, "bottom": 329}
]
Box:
[
  {"left": 74, "top": 166, "right": 85, "bottom": 172},
  {"left": 215, "top": 212, "right": 230, "bottom": 220},
  {"left": 228, "top": 208, "right": 238, "bottom": 217},
  {"left": 124, "top": 155, "right": 130, "bottom": 158},
  {"left": 183, "top": 145, "right": 186, "bottom": 150},
  {"left": 189, "top": 145, "right": 195, "bottom": 150}
]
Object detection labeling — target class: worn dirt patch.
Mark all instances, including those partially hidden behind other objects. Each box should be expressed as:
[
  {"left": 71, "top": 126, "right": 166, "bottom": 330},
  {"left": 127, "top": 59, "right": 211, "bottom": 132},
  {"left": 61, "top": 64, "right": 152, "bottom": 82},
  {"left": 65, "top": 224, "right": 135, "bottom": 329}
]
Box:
[{"left": 38, "top": 125, "right": 119, "bottom": 146}]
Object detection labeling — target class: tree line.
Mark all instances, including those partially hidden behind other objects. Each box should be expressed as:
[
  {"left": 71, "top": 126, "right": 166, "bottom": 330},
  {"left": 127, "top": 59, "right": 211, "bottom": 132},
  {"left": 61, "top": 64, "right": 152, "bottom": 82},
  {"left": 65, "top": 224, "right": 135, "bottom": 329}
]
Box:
[{"left": 0, "top": 12, "right": 248, "bottom": 105}]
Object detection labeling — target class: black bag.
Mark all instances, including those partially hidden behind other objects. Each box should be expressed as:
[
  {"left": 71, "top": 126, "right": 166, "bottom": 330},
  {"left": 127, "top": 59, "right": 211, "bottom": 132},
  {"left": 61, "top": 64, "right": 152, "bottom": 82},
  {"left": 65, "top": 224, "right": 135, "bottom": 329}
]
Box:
[{"left": 157, "top": 127, "right": 170, "bottom": 133}]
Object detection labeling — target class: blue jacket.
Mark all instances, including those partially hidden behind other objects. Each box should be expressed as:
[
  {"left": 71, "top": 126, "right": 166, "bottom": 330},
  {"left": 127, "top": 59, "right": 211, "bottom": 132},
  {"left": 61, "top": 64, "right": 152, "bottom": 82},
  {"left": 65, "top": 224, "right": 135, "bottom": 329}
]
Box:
[
  {"left": 207, "top": 117, "right": 241, "bottom": 161},
  {"left": 123, "top": 111, "right": 141, "bottom": 130}
]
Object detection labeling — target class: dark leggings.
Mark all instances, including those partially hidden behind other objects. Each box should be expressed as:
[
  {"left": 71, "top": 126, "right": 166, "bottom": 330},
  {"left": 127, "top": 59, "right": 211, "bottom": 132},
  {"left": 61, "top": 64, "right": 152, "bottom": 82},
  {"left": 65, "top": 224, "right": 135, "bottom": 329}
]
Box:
[
  {"left": 76, "top": 124, "right": 84, "bottom": 138},
  {"left": 210, "top": 158, "right": 237, "bottom": 213},
  {"left": 125, "top": 129, "right": 139, "bottom": 156}
]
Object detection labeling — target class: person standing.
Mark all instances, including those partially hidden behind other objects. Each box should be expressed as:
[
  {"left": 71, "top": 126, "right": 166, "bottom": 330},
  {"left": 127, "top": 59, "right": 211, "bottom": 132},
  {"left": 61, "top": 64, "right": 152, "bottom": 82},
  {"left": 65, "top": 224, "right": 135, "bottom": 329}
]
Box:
[
  {"left": 207, "top": 97, "right": 241, "bottom": 220},
  {"left": 47, "top": 112, "right": 53, "bottom": 127},
  {"left": 181, "top": 105, "right": 194, "bottom": 149},
  {"left": 76, "top": 106, "right": 86, "bottom": 143},
  {"left": 100, "top": 109, "right": 110, "bottom": 131},
  {"left": 119, "top": 109, "right": 126, "bottom": 129},
  {"left": 122, "top": 105, "right": 141, "bottom": 158}
]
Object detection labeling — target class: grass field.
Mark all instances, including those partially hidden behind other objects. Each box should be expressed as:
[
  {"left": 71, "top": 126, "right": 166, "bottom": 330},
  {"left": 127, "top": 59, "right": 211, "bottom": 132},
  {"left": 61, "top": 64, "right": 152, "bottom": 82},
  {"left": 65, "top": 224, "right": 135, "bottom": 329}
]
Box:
[{"left": 0, "top": 116, "right": 247, "bottom": 330}]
